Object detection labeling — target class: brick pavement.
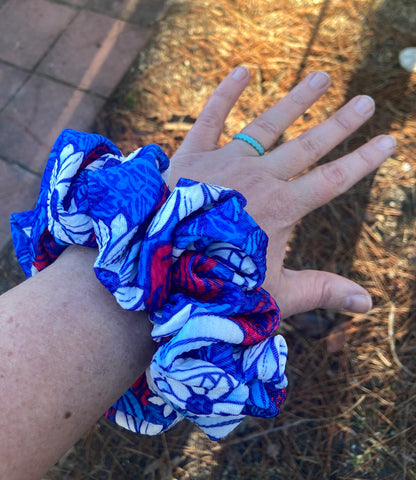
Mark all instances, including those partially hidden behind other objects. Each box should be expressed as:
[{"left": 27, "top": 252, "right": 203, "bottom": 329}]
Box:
[{"left": 0, "top": 0, "right": 167, "bottom": 252}]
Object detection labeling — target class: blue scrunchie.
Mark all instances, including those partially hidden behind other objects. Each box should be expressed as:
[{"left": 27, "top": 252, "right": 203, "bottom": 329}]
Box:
[{"left": 11, "top": 129, "right": 287, "bottom": 440}]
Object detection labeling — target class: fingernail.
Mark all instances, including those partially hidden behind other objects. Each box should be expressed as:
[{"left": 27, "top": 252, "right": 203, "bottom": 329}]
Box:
[
  {"left": 376, "top": 135, "right": 397, "bottom": 150},
  {"left": 232, "top": 65, "right": 249, "bottom": 81},
  {"left": 353, "top": 95, "right": 375, "bottom": 115},
  {"left": 343, "top": 295, "right": 372, "bottom": 313},
  {"left": 308, "top": 71, "right": 331, "bottom": 89}
]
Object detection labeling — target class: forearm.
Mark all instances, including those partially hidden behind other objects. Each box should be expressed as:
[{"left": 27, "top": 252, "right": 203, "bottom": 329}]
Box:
[{"left": 0, "top": 246, "right": 156, "bottom": 480}]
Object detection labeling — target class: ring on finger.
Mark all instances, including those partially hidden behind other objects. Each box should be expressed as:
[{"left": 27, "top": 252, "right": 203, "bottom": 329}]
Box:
[{"left": 233, "top": 133, "right": 265, "bottom": 156}]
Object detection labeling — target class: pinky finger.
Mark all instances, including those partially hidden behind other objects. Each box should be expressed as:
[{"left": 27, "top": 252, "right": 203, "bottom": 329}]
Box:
[{"left": 289, "top": 134, "right": 397, "bottom": 221}]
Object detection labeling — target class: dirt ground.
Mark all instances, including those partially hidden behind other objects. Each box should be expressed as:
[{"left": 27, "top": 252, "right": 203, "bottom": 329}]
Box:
[{"left": 2, "top": 0, "right": 415, "bottom": 478}]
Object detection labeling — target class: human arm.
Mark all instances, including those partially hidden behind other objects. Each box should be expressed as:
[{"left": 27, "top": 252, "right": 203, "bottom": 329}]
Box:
[
  {"left": 0, "top": 68, "right": 396, "bottom": 479},
  {"left": 0, "top": 246, "right": 156, "bottom": 480}
]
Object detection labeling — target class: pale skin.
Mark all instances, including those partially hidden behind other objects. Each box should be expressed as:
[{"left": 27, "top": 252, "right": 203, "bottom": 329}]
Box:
[{"left": 0, "top": 68, "right": 396, "bottom": 479}]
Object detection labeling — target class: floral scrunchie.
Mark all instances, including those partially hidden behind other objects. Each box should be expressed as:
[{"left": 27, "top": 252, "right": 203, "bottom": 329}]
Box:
[{"left": 11, "top": 129, "right": 287, "bottom": 440}]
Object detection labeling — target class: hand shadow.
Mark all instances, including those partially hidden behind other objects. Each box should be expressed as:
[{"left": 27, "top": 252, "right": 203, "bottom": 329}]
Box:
[{"left": 286, "top": 0, "right": 416, "bottom": 337}]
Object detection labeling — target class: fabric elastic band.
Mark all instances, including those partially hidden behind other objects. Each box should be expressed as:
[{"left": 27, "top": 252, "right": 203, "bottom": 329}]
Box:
[{"left": 10, "top": 129, "right": 287, "bottom": 440}]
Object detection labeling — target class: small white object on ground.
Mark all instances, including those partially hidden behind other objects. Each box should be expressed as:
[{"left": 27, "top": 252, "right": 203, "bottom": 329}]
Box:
[{"left": 399, "top": 47, "right": 416, "bottom": 73}]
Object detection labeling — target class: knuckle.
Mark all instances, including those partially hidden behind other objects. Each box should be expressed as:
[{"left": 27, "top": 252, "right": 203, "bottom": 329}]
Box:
[
  {"left": 289, "top": 90, "right": 307, "bottom": 106},
  {"left": 254, "top": 117, "right": 281, "bottom": 139},
  {"left": 316, "top": 275, "right": 334, "bottom": 309},
  {"left": 356, "top": 145, "right": 374, "bottom": 168},
  {"left": 241, "top": 170, "right": 270, "bottom": 190},
  {"left": 297, "top": 132, "right": 321, "bottom": 160},
  {"left": 333, "top": 111, "right": 351, "bottom": 132},
  {"left": 211, "top": 85, "right": 235, "bottom": 108},
  {"left": 215, "top": 83, "right": 233, "bottom": 99},
  {"left": 196, "top": 112, "right": 220, "bottom": 130},
  {"left": 236, "top": 169, "right": 296, "bottom": 228},
  {"left": 263, "top": 186, "right": 296, "bottom": 229},
  {"left": 319, "top": 162, "right": 346, "bottom": 189}
]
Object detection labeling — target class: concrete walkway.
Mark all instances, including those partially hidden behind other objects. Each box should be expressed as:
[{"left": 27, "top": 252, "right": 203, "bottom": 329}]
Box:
[{"left": 0, "top": 0, "right": 167, "bottom": 252}]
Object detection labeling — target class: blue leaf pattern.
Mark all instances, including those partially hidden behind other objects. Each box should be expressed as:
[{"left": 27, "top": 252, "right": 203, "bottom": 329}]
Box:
[{"left": 11, "top": 129, "right": 288, "bottom": 441}]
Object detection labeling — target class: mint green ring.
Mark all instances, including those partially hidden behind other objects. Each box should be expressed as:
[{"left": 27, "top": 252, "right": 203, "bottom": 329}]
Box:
[{"left": 233, "top": 133, "right": 265, "bottom": 156}]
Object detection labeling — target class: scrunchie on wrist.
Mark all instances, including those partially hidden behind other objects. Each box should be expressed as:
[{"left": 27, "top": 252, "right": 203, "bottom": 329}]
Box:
[{"left": 11, "top": 129, "right": 287, "bottom": 440}]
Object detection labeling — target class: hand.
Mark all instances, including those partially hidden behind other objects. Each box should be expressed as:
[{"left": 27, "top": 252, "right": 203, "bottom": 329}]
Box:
[{"left": 169, "top": 67, "right": 396, "bottom": 318}]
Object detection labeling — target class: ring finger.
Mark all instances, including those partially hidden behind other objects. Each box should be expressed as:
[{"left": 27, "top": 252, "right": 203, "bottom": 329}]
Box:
[{"left": 232, "top": 71, "right": 332, "bottom": 156}]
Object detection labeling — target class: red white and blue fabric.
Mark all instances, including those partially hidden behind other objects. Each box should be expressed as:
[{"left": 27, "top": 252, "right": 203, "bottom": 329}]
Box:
[{"left": 10, "top": 129, "right": 288, "bottom": 440}]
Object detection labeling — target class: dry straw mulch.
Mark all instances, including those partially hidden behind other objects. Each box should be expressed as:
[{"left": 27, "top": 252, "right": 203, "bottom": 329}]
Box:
[{"left": 46, "top": 0, "right": 416, "bottom": 478}]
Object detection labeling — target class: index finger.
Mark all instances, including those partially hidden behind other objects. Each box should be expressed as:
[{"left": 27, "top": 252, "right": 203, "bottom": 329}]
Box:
[{"left": 178, "top": 66, "right": 251, "bottom": 154}]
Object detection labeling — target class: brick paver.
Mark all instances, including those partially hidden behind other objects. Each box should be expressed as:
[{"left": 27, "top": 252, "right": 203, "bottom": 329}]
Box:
[
  {"left": 37, "top": 9, "right": 151, "bottom": 96},
  {"left": 0, "top": 63, "right": 28, "bottom": 110},
  {"left": 65, "top": 0, "right": 88, "bottom": 5},
  {"left": 0, "top": 158, "right": 40, "bottom": 243},
  {"left": 86, "top": 0, "right": 169, "bottom": 26},
  {"left": 0, "top": 0, "right": 76, "bottom": 69},
  {"left": 0, "top": 74, "right": 105, "bottom": 173},
  {"left": 0, "top": 0, "right": 164, "bottom": 252}
]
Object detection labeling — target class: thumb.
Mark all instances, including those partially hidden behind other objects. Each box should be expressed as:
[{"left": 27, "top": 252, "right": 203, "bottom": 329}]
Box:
[{"left": 277, "top": 268, "right": 372, "bottom": 319}]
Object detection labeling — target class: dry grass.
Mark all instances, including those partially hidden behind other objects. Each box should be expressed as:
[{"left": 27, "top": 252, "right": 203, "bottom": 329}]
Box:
[{"left": 45, "top": 0, "right": 416, "bottom": 478}]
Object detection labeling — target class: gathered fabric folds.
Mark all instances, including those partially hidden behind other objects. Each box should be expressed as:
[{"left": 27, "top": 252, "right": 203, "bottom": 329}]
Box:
[{"left": 10, "top": 129, "right": 288, "bottom": 440}]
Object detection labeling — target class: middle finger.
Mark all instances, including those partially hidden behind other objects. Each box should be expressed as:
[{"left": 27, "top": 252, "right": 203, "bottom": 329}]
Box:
[{"left": 265, "top": 94, "right": 376, "bottom": 180}]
